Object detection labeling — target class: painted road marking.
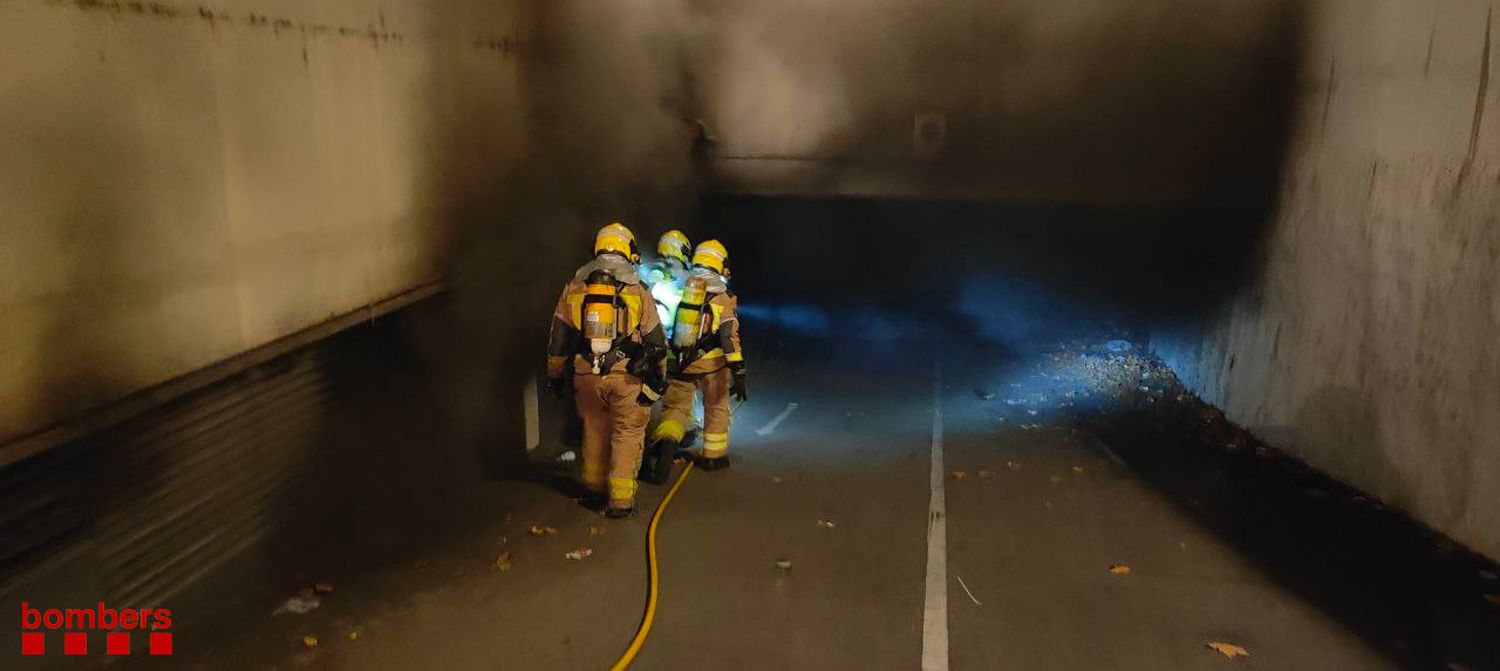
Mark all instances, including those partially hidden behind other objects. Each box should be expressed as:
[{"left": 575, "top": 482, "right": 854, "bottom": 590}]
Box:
[
  {"left": 921, "top": 362, "right": 949, "bottom": 670},
  {"left": 755, "top": 403, "right": 799, "bottom": 436}
]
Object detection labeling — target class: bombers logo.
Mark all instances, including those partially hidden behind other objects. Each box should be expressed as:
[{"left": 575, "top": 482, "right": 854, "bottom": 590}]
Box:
[{"left": 20, "top": 602, "right": 173, "bottom": 657}]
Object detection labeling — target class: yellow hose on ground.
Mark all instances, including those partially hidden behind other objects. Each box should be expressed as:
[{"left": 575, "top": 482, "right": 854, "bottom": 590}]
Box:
[{"left": 610, "top": 461, "right": 696, "bottom": 671}]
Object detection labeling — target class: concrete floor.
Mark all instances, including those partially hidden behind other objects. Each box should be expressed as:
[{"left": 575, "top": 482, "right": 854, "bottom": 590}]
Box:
[{"left": 129, "top": 335, "right": 1498, "bottom": 670}]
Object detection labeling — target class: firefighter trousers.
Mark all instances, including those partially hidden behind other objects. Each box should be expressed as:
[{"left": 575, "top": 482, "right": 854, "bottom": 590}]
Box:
[
  {"left": 573, "top": 372, "right": 650, "bottom": 507},
  {"left": 652, "top": 367, "right": 732, "bottom": 459}
]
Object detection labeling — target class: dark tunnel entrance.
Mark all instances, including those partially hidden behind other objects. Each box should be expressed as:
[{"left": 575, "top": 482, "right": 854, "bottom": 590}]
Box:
[{"left": 702, "top": 194, "right": 1271, "bottom": 352}]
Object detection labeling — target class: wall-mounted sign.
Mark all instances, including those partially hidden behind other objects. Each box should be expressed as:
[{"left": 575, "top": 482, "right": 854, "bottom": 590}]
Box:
[{"left": 913, "top": 111, "right": 947, "bottom": 159}]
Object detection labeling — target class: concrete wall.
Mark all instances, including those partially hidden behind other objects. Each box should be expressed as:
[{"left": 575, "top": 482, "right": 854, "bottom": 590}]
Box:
[
  {"left": 0, "top": 0, "right": 530, "bottom": 441},
  {"left": 1154, "top": 0, "right": 1500, "bottom": 558},
  {"left": 700, "top": 0, "right": 1302, "bottom": 206}
]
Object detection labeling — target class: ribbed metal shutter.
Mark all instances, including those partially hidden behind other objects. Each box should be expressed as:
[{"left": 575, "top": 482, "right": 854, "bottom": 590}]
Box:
[{"left": 0, "top": 341, "right": 339, "bottom": 613}]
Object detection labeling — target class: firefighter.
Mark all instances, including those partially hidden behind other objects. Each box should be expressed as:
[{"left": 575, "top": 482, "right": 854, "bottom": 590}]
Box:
[
  {"left": 546, "top": 223, "right": 668, "bottom": 517},
  {"left": 648, "top": 239, "right": 746, "bottom": 478}
]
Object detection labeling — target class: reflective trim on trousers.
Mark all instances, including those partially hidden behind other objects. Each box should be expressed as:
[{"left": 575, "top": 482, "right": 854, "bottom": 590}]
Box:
[
  {"left": 652, "top": 418, "right": 687, "bottom": 443},
  {"left": 702, "top": 432, "right": 729, "bottom": 458},
  {"left": 610, "top": 476, "right": 638, "bottom": 502}
]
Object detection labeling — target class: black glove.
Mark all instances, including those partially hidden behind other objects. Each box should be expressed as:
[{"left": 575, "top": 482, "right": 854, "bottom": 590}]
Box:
[
  {"left": 729, "top": 363, "right": 748, "bottom": 402},
  {"left": 546, "top": 377, "right": 566, "bottom": 399},
  {"left": 636, "top": 377, "right": 666, "bottom": 407}
]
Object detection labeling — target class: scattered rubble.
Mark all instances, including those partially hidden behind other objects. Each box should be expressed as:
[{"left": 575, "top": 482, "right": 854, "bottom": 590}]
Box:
[
  {"left": 774, "top": 558, "right": 793, "bottom": 572},
  {"left": 564, "top": 547, "right": 593, "bottom": 561},
  {"left": 816, "top": 519, "right": 837, "bottom": 528},
  {"left": 1108, "top": 564, "right": 1131, "bottom": 576},
  {"left": 529, "top": 525, "right": 559, "bottom": 537},
  {"left": 493, "top": 551, "right": 512, "bottom": 572}
]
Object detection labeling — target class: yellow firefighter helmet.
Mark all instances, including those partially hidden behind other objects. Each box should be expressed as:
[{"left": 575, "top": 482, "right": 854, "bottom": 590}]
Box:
[
  {"left": 691, "top": 239, "right": 728, "bottom": 275},
  {"left": 594, "top": 222, "right": 640, "bottom": 262},
  {"left": 657, "top": 230, "right": 691, "bottom": 265}
]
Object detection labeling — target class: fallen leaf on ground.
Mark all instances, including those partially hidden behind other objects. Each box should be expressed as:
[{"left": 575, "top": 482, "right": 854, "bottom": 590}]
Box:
[
  {"left": 951, "top": 471, "right": 967, "bottom": 480},
  {"left": 565, "top": 546, "right": 593, "bottom": 561},
  {"left": 1005, "top": 461, "right": 1022, "bottom": 471},
  {"left": 775, "top": 559, "right": 793, "bottom": 572},
  {"left": 1206, "top": 642, "right": 1249, "bottom": 658},
  {"left": 301, "top": 636, "right": 319, "bottom": 648},
  {"left": 529, "top": 525, "right": 559, "bottom": 536},
  {"left": 348, "top": 631, "right": 359, "bottom": 642},
  {"left": 314, "top": 583, "right": 335, "bottom": 595},
  {"left": 1071, "top": 466, "right": 1085, "bottom": 476},
  {"left": 493, "top": 551, "right": 512, "bottom": 572},
  {"left": 816, "top": 519, "right": 836, "bottom": 528},
  {"left": 1108, "top": 564, "right": 1131, "bottom": 575},
  {"left": 977, "top": 470, "right": 995, "bottom": 479},
  {"left": 589, "top": 525, "right": 606, "bottom": 538}
]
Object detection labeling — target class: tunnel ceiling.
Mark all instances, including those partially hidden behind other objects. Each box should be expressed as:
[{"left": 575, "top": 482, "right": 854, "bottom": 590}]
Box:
[{"left": 697, "top": 0, "right": 1303, "bottom": 207}]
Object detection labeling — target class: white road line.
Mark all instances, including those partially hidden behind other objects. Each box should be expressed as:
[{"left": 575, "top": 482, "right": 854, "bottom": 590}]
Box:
[
  {"left": 921, "top": 362, "right": 949, "bottom": 670},
  {"left": 755, "top": 402, "right": 799, "bottom": 436}
]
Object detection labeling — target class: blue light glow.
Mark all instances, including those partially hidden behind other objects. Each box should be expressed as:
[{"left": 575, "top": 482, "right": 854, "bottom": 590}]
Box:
[{"left": 737, "top": 304, "right": 832, "bottom": 336}]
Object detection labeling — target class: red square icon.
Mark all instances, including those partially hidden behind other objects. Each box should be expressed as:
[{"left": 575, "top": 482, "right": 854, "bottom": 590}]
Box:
[
  {"left": 21, "top": 632, "right": 44, "bottom": 656},
  {"left": 63, "top": 632, "right": 87, "bottom": 655},
  {"left": 149, "top": 631, "right": 173, "bottom": 656},
  {"left": 107, "top": 632, "right": 131, "bottom": 655}
]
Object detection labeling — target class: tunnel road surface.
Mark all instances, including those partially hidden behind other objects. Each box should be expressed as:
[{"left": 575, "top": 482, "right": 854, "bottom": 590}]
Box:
[{"left": 161, "top": 340, "right": 1445, "bottom": 670}]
